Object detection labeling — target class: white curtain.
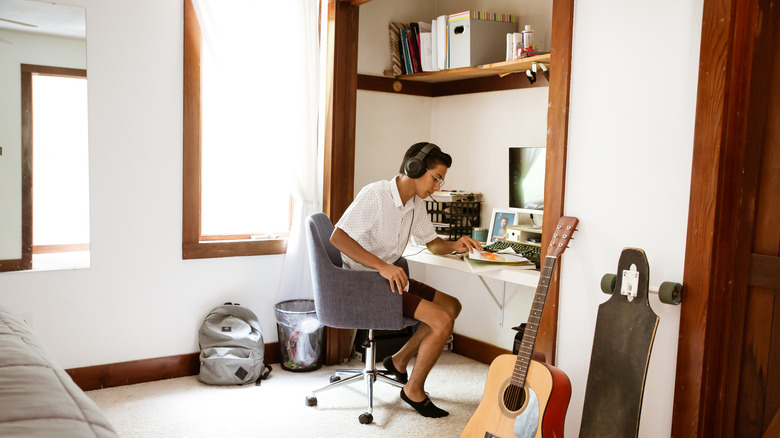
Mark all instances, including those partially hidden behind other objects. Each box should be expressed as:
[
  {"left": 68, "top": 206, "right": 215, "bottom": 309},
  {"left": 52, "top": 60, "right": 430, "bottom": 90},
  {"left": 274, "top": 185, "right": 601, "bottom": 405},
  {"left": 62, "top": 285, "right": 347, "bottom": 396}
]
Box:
[{"left": 276, "top": 0, "right": 323, "bottom": 302}]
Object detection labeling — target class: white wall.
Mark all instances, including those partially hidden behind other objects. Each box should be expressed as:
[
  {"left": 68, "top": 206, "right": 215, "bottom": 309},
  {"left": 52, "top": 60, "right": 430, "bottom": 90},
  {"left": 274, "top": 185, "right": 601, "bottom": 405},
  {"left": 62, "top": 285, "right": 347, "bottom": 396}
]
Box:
[
  {"left": 0, "top": 0, "right": 287, "bottom": 369},
  {"left": 0, "top": 30, "right": 86, "bottom": 260},
  {"left": 356, "top": 0, "right": 703, "bottom": 437},
  {"left": 559, "top": 0, "right": 702, "bottom": 435}
]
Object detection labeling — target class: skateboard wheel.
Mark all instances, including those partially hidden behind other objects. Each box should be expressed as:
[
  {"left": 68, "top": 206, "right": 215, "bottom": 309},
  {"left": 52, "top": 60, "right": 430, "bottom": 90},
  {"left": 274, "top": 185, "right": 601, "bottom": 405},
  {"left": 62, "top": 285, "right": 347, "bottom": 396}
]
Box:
[
  {"left": 659, "top": 282, "right": 682, "bottom": 305},
  {"left": 600, "top": 274, "right": 617, "bottom": 294}
]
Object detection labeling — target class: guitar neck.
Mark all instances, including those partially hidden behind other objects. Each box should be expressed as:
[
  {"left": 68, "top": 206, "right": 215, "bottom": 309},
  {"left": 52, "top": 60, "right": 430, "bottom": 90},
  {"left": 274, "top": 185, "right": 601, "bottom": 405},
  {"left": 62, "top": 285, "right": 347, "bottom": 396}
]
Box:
[{"left": 511, "top": 255, "right": 557, "bottom": 387}]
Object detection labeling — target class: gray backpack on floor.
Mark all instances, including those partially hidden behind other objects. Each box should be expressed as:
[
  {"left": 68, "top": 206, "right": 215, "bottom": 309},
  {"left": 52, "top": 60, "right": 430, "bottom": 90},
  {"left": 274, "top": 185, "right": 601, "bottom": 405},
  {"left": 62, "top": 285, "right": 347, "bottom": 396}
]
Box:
[{"left": 198, "top": 303, "right": 272, "bottom": 386}]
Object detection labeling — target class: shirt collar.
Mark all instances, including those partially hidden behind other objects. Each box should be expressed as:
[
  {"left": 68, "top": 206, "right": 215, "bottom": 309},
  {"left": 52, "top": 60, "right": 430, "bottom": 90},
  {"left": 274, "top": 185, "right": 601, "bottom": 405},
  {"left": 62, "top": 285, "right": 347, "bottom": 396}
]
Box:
[
  {"left": 390, "top": 175, "right": 416, "bottom": 211},
  {"left": 390, "top": 176, "right": 404, "bottom": 208}
]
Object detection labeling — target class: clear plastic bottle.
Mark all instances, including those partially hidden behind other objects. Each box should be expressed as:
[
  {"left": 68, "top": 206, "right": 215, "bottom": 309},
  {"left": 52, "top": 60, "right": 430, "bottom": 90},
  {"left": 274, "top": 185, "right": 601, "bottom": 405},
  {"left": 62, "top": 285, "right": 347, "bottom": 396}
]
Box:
[{"left": 521, "top": 25, "right": 534, "bottom": 58}]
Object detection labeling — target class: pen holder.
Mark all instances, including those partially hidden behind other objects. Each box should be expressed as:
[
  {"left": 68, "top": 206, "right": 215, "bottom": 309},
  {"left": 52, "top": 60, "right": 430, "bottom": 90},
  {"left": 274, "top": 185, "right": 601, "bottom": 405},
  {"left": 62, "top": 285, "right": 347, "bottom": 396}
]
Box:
[{"left": 472, "top": 227, "right": 488, "bottom": 242}]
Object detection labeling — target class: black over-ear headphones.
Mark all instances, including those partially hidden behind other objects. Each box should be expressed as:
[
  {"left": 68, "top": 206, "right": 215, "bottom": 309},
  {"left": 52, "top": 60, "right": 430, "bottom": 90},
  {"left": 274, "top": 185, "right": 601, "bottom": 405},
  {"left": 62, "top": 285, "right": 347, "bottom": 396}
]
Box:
[{"left": 403, "top": 143, "right": 437, "bottom": 179}]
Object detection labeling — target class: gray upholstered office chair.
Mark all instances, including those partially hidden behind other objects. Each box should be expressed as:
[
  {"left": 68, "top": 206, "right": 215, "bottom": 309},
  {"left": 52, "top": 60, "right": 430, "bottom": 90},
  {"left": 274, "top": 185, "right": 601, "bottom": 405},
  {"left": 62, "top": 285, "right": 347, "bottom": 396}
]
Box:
[{"left": 304, "top": 212, "right": 417, "bottom": 424}]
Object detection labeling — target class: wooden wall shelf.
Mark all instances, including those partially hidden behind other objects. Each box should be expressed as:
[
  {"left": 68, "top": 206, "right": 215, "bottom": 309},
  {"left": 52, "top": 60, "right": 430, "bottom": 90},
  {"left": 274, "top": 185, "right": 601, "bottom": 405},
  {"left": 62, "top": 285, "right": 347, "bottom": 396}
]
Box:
[
  {"left": 394, "top": 53, "right": 551, "bottom": 83},
  {"left": 358, "top": 70, "right": 548, "bottom": 97}
]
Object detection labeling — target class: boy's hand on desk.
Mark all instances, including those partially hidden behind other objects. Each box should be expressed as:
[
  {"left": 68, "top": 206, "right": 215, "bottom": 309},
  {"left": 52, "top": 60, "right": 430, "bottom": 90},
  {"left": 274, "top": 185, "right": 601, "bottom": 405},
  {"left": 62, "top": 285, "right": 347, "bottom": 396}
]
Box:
[{"left": 453, "top": 235, "right": 482, "bottom": 254}]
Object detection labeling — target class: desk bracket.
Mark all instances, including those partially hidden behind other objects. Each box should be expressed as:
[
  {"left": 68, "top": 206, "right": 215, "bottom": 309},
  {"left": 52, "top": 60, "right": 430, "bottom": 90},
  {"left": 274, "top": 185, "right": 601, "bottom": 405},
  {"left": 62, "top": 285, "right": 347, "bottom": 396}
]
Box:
[{"left": 476, "top": 275, "right": 506, "bottom": 326}]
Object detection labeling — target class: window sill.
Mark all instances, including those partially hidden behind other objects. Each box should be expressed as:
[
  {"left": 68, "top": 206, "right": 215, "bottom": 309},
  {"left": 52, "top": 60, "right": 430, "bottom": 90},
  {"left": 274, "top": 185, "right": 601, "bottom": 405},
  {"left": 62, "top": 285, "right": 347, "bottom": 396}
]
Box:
[{"left": 182, "top": 238, "right": 287, "bottom": 260}]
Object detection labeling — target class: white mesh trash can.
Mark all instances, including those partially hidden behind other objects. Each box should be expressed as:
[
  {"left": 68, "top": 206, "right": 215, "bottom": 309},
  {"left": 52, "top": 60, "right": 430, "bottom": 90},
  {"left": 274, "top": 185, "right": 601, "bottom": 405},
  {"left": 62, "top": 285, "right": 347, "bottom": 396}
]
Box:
[{"left": 275, "top": 299, "right": 323, "bottom": 372}]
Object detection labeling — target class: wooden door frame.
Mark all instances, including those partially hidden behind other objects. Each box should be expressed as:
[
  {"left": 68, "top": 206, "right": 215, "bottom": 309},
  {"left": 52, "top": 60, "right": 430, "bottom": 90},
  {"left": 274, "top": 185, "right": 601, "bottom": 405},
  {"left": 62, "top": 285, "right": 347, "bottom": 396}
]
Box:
[
  {"left": 672, "top": 0, "right": 776, "bottom": 435},
  {"left": 320, "top": 0, "right": 360, "bottom": 365},
  {"left": 538, "top": 0, "right": 576, "bottom": 365},
  {"left": 320, "top": 0, "right": 575, "bottom": 365}
]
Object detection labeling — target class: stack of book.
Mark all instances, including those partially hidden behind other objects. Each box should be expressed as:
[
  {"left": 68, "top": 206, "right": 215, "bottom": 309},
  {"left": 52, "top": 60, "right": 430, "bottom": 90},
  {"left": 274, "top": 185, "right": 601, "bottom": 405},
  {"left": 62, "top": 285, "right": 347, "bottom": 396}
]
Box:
[
  {"left": 389, "top": 11, "right": 518, "bottom": 75},
  {"left": 389, "top": 21, "right": 436, "bottom": 75}
]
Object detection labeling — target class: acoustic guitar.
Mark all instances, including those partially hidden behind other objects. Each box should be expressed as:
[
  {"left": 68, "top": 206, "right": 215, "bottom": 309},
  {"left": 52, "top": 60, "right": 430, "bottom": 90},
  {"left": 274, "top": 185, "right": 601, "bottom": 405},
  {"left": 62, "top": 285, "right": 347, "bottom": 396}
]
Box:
[{"left": 461, "top": 216, "right": 577, "bottom": 438}]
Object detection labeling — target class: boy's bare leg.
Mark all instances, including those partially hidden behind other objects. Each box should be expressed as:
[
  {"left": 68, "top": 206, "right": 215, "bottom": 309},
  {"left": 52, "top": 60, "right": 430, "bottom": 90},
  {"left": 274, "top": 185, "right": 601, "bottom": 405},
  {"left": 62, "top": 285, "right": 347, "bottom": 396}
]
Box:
[
  {"left": 387, "top": 292, "right": 460, "bottom": 417},
  {"left": 389, "top": 291, "right": 461, "bottom": 374},
  {"left": 402, "top": 299, "right": 453, "bottom": 401},
  {"left": 393, "top": 299, "right": 454, "bottom": 417}
]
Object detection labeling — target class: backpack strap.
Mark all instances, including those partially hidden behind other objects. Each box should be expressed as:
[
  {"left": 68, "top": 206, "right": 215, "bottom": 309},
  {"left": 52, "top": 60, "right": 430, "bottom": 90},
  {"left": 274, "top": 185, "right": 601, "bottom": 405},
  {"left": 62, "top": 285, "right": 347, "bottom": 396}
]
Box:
[{"left": 255, "top": 364, "right": 272, "bottom": 386}]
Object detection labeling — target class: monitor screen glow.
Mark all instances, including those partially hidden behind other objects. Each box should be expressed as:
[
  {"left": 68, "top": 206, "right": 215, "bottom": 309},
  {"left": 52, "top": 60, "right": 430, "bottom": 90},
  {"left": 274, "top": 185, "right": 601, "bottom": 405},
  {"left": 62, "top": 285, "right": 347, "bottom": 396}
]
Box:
[{"left": 509, "top": 146, "right": 546, "bottom": 211}]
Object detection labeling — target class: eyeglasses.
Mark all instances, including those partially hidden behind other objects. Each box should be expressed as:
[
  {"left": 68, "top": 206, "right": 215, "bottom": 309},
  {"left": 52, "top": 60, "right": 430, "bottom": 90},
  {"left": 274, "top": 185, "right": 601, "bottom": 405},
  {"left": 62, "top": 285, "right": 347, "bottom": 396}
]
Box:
[{"left": 427, "top": 170, "right": 445, "bottom": 188}]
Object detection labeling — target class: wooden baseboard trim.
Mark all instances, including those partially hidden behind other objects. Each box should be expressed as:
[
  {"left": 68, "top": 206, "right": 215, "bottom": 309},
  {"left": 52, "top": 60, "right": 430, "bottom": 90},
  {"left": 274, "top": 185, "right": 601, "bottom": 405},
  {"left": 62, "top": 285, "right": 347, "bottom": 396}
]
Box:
[
  {"left": 452, "top": 332, "right": 546, "bottom": 365},
  {"left": 451, "top": 332, "right": 511, "bottom": 365},
  {"left": 67, "top": 342, "right": 280, "bottom": 391},
  {"left": 67, "top": 334, "right": 506, "bottom": 392}
]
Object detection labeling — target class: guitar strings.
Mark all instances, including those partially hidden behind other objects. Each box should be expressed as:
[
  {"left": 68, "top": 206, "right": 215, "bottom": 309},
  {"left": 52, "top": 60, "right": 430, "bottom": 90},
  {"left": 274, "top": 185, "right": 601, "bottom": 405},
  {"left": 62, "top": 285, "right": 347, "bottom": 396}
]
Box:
[{"left": 501, "top": 260, "right": 555, "bottom": 434}]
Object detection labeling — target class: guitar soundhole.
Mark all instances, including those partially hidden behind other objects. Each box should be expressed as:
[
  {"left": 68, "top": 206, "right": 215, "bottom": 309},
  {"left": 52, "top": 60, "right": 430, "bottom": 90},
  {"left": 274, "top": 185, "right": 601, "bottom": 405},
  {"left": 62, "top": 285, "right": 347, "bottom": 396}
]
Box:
[{"left": 502, "top": 384, "right": 525, "bottom": 412}]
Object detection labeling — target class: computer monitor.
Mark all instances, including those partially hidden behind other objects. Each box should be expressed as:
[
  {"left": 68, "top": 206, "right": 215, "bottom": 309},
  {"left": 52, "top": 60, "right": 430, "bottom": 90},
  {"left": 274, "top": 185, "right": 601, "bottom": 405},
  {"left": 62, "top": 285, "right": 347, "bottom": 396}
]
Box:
[{"left": 509, "top": 146, "right": 546, "bottom": 213}]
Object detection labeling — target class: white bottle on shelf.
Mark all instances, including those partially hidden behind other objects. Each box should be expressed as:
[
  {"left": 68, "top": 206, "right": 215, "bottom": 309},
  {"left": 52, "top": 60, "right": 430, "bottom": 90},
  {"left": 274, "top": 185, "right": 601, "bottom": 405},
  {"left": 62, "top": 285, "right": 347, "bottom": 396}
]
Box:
[{"left": 521, "top": 25, "right": 534, "bottom": 58}]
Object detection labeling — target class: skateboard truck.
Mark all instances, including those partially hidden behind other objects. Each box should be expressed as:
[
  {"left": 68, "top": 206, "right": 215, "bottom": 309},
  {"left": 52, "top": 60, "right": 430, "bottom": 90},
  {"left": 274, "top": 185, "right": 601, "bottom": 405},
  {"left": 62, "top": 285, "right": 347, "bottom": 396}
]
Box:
[
  {"left": 601, "top": 271, "right": 683, "bottom": 305},
  {"left": 621, "top": 266, "right": 640, "bottom": 300}
]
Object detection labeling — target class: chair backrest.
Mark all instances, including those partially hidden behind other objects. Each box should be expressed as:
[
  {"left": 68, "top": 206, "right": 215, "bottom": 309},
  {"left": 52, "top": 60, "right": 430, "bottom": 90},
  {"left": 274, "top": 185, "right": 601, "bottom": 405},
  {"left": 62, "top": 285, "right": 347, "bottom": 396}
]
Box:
[
  {"left": 306, "top": 212, "right": 342, "bottom": 268},
  {"left": 304, "top": 212, "right": 411, "bottom": 331}
]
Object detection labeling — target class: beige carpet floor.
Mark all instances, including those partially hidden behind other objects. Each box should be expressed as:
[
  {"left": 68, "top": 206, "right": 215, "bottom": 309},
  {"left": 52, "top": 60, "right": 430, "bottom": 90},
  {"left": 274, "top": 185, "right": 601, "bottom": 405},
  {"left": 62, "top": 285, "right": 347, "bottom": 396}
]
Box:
[{"left": 87, "top": 351, "right": 490, "bottom": 437}]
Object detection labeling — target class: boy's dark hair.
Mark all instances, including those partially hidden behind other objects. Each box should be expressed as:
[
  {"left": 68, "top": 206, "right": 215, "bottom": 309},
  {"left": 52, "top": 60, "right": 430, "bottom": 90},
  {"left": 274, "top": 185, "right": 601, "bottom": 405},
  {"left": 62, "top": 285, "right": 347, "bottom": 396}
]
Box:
[{"left": 399, "top": 142, "right": 452, "bottom": 175}]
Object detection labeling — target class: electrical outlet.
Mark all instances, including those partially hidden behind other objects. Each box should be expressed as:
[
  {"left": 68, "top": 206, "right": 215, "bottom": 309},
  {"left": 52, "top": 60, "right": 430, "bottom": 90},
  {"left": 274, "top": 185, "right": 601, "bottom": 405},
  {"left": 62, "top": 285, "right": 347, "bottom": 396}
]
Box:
[{"left": 19, "top": 312, "right": 34, "bottom": 329}]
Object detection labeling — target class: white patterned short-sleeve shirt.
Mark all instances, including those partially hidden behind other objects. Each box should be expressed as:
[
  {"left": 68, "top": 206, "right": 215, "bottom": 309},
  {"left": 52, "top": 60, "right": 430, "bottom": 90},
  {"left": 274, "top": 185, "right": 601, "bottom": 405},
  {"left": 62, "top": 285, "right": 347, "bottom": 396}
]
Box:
[{"left": 335, "top": 176, "right": 438, "bottom": 271}]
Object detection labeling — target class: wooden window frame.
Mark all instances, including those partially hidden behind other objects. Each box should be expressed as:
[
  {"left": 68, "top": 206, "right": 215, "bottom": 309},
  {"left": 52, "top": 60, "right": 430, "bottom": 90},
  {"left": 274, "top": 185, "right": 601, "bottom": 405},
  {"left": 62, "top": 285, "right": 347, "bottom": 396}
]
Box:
[{"left": 182, "top": 0, "right": 288, "bottom": 260}]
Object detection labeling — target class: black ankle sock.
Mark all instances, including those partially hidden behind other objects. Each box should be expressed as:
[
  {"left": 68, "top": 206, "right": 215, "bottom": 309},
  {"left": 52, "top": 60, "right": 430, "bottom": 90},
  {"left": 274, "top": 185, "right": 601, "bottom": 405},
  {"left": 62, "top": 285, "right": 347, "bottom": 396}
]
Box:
[
  {"left": 382, "top": 356, "right": 408, "bottom": 384},
  {"left": 400, "top": 388, "right": 449, "bottom": 418}
]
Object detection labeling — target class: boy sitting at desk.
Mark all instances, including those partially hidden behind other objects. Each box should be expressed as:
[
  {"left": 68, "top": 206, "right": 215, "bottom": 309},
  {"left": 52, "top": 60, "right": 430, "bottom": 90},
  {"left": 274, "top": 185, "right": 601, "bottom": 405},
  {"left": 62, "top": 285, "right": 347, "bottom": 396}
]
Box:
[{"left": 330, "top": 142, "right": 481, "bottom": 418}]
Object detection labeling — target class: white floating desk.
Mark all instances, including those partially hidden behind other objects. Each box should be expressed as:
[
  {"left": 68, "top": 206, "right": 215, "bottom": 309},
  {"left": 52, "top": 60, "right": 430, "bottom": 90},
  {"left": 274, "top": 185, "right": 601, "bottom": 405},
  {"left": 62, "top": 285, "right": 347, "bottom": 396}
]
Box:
[{"left": 403, "top": 247, "right": 541, "bottom": 325}]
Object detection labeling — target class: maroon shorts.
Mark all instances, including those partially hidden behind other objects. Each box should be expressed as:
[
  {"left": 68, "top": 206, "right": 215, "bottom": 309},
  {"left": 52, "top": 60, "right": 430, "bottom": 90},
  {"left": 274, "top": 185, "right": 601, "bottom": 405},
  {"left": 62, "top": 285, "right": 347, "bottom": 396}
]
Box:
[{"left": 402, "top": 279, "right": 437, "bottom": 318}]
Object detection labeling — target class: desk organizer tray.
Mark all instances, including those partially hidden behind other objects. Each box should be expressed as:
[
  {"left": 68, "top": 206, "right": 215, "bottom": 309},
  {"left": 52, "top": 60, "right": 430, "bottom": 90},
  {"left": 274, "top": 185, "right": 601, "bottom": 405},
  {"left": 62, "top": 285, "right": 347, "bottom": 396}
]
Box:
[{"left": 426, "top": 200, "right": 481, "bottom": 241}]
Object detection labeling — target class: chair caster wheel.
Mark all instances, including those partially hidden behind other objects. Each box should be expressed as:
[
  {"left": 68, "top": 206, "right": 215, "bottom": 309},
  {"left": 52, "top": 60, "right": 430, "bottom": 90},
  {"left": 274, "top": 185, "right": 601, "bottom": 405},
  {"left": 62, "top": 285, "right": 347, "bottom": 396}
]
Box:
[
  {"left": 305, "top": 396, "right": 317, "bottom": 407},
  {"left": 359, "top": 413, "right": 373, "bottom": 424},
  {"left": 329, "top": 375, "right": 341, "bottom": 383}
]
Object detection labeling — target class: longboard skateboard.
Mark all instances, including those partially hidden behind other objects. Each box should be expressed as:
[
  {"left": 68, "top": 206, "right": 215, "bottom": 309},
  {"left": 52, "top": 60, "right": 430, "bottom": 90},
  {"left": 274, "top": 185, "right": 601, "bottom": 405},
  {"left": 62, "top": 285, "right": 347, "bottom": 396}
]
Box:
[{"left": 579, "top": 248, "right": 659, "bottom": 438}]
